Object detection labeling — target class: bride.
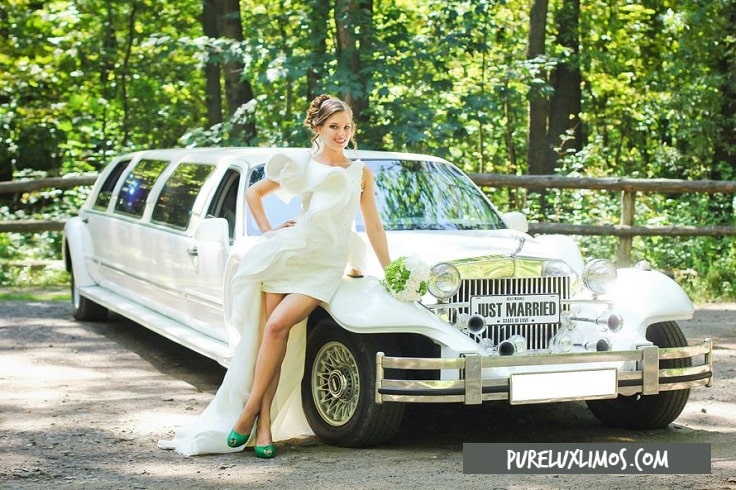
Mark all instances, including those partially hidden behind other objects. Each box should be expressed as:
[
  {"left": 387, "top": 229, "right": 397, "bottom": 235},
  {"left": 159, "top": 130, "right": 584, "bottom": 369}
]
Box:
[{"left": 158, "top": 94, "right": 391, "bottom": 457}]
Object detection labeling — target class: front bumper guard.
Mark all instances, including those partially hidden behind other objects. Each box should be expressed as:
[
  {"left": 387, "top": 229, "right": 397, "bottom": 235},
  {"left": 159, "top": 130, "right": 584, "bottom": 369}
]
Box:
[{"left": 375, "top": 339, "right": 713, "bottom": 405}]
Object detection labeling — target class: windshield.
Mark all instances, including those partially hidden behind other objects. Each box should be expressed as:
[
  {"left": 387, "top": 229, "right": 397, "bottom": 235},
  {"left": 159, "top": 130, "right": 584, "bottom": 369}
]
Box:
[
  {"left": 248, "top": 158, "right": 506, "bottom": 235},
  {"left": 361, "top": 159, "right": 506, "bottom": 231}
]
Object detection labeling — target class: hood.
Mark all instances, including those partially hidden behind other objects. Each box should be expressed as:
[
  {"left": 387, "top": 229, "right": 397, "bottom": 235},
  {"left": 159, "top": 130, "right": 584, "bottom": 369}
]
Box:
[{"left": 361, "top": 228, "right": 565, "bottom": 277}]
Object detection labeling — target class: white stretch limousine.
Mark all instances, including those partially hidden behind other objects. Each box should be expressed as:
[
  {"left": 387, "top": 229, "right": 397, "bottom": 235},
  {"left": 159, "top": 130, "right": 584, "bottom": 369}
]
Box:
[{"left": 63, "top": 147, "right": 713, "bottom": 447}]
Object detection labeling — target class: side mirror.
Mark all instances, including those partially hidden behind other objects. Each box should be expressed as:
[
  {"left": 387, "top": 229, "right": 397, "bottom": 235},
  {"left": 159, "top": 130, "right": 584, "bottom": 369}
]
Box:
[
  {"left": 194, "top": 217, "right": 229, "bottom": 243},
  {"left": 501, "top": 211, "right": 529, "bottom": 233}
]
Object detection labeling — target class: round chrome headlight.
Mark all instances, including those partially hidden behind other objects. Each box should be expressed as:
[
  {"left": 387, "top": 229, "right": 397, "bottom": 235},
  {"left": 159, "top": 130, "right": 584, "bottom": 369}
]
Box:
[
  {"left": 542, "top": 260, "right": 573, "bottom": 277},
  {"left": 582, "top": 259, "right": 617, "bottom": 295},
  {"left": 428, "top": 262, "right": 461, "bottom": 299}
]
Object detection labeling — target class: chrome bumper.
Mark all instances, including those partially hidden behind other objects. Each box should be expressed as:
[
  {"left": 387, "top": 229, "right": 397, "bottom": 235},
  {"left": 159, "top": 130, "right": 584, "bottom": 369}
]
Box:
[{"left": 375, "top": 339, "right": 713, "bottom": 405}]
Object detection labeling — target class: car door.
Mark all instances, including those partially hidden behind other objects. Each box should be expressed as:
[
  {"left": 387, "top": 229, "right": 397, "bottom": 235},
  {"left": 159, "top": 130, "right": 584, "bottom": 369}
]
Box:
[
  {"left": 141, "top": 160, "right": 228, "bottom": 337},
  {"left": 81, "top": 157, "right": 133, "bottom": 285},
  {"left": 177, "top": 166, "right": 244, "bottom": 340}
]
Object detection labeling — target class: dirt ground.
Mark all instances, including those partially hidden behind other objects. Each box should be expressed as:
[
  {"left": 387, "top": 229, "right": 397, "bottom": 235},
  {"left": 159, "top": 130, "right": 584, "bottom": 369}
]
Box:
[{"left": 1, "top": 294, "right": 735, "bottom": 489}]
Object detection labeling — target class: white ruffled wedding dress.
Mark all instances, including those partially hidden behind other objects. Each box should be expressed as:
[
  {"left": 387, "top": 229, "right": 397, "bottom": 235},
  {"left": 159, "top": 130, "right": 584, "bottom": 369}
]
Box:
[{"left": 158, "top": 150, "right": 366, "bottom": 456}]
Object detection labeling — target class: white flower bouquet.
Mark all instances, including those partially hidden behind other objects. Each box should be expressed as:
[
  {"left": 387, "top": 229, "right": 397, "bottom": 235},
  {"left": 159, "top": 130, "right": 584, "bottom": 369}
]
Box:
[{"left": 381, "top": 255, "right": 430, "bottom": 302}]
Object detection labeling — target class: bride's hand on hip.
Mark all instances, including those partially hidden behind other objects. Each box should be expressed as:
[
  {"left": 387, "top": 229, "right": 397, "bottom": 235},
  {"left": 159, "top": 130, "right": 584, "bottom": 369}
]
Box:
[{"left": 276, "top": 219, "right": 296, "bottom": 230}]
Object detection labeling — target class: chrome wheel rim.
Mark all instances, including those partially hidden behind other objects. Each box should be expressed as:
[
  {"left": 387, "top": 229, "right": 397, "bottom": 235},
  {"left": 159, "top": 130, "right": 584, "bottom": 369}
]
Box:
[{"left": 311, "top": 341, "right": 360, "bottom": 427}]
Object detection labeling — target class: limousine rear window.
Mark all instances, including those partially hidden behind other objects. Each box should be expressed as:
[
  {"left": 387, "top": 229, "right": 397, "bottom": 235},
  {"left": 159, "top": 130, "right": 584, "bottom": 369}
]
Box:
[
  {"left": 152, "top": 162, "right": 216, "bottom": 230},
  {"left": 114, "top": 159, "right": 168, "bottom": 218},
  {"left": 93, "top": 159, "right": 131, "bottom": 210}
]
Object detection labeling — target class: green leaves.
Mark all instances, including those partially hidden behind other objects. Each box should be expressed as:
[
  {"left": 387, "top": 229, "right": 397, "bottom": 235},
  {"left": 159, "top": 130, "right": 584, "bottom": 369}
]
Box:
[{"left": 0, "top": 0, "right": 734, "bottom": 298}]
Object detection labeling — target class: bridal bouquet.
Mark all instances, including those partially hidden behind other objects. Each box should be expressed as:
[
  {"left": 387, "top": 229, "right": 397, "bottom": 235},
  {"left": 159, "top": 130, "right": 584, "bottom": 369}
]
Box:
[{"left": 382, "top": 255, "right": 430, "bottom": 302}]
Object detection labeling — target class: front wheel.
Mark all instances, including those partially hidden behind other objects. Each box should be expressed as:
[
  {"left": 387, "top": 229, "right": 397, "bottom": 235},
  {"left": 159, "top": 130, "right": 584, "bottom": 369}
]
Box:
[
  {"left": 302, "top": 321, "right": 405, "bottom": 447},
  {"left": 586, "top": 321, "right": 691, "bottom": 429}
]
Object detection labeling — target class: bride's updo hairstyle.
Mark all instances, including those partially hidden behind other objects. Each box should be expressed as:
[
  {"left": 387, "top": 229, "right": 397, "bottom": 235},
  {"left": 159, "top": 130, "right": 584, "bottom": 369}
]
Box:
[{"left": 305, "top": 94, "right": 356, "bottom": 150}]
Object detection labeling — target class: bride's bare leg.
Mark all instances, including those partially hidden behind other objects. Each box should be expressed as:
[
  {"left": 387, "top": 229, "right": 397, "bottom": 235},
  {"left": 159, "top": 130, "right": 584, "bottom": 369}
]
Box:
[
  {"left": 232, "top": 293, "right": 319, "bottom": 440},
  {"left": 231, "top": 293, "right": 284, "bottom": 436},
  {"left": 255, "top": 367, "right": 280, "bottom": 445},
  {"left": 254, "top": 290, "right": 283, "bottom": 445}
]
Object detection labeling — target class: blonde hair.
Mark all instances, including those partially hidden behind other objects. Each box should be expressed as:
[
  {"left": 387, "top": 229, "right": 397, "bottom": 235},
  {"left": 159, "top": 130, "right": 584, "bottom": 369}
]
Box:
[{"left": 304, "top": 94, "right": 356, "bottom": 150}]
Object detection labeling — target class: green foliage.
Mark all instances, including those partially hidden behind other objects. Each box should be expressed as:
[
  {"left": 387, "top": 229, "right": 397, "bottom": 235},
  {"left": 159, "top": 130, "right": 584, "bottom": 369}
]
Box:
[
  {"left": 0, "top": 0, "right": 204, "bottom": 173},
  {"left": 510, "top": 141, "right": 736, "bottom": 302},
  {"left": 0, "top": 168, "right": 90, "bottom": 286},
  {"left": 0, "top": 0, "right": 734, "bottom": 300}
]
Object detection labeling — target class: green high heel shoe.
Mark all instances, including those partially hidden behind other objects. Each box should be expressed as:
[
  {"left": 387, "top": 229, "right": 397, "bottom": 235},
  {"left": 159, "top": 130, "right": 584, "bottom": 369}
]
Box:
[
  {"left": 254, "top": 443, "right": 276, "bottom": 459},
  {"left": 226, "top": 429, "right": 249, "bottom": 448}
]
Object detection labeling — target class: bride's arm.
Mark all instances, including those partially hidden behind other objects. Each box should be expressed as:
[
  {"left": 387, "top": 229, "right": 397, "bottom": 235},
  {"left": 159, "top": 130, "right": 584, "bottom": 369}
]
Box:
[
  {"left": 245, "top": 178, "right": 284, "bottom": 233},
  {"left": 359, "top": 167, "right": 391, "bottom": 269}
]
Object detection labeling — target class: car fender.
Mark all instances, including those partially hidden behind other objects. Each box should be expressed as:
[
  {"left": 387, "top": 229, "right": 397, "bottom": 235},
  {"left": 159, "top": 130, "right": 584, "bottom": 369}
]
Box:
[
  {"left": 609, "top": 268, "right": 694, "bottom": 334},
  {"left": 532, "top": 234, "right": 585, "bottom": 274},
  {"left": 326, "top": 275, "right": 481, "bottom": 354},
  {"left": 63, "top": 216, "right": 96, "bottom": 287}
]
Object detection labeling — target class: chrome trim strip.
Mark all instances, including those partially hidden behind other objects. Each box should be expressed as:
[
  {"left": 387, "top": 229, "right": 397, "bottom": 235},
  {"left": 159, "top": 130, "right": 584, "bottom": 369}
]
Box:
[{"left": 96, "top": 260, "right": 222, "bottom": 309}]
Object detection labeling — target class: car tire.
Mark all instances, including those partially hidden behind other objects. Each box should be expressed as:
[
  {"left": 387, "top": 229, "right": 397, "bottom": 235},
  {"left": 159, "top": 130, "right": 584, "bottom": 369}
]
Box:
[
  {"left": 70, "top": 265, "right": 108, "bottom": 321},
  {"left": 586, "top": 321, "right": 691, "bottom": 429},
  {"left": 302, "top": 320, "right": 405, "bottom": 447}
]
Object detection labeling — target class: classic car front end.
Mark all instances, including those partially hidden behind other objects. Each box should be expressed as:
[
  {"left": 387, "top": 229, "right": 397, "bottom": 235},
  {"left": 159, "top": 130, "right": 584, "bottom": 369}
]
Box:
[{"left": 313, "top": 230, "right": 714, "bottom": 444}]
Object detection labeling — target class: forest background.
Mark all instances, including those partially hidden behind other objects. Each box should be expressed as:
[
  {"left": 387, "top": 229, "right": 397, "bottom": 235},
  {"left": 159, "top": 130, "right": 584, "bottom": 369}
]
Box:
[{"left": 1, "top": 0, "right": 734, "bottom": 301}]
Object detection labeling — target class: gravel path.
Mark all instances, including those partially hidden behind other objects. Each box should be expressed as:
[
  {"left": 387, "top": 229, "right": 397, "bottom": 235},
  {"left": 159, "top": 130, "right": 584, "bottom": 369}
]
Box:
[{"left": 1, "top": 297, "right": 735, "bottom": 489}]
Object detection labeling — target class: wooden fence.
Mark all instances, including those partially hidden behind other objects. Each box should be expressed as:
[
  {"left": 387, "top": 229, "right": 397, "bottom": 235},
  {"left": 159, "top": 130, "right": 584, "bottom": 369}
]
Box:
[
  {"left": 468, "top": 173, "right": 736, "bottom": 265},
  {"left": 1, "top": 172, "right": 735, "bottom": 265},
  {"left": 0, "top": 175, "right": 97, "bottom": 233}
]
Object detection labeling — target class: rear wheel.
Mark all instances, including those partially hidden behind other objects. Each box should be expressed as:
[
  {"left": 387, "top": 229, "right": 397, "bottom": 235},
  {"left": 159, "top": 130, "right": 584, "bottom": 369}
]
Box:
[
  {"left": 586, "top": 321, "right": 691, "bottom": 429},
  {"left": 302, "top": 321, "right": 404, "bottom": 447},
  {"left": 70, "top": 263, "right": 108, "bottom": 321}
]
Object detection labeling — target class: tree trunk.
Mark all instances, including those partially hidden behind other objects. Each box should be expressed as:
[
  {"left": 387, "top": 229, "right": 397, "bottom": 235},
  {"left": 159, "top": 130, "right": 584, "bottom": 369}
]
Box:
[
  {"left": 99, "top": 2, "right": 117, "bottom": 152},
  {"left": 306, "top": 0, "right": 330, "bottom": 102},
  {"left": 334, "top": 0, "right": 373, "bottom": 128},
  {"left": 217, "top": 0, "right": 256, "bottom": 143},
  {"left": 120, "top": 3, "right": 139, "bottom": 146},
  {"left": 710, "top": 3, "right": 736, "bottom": 224},
  {"left": 0, "top": 162, "right": 11, "bottom": 182},
  {"left": 202, "top": 0, "right": 223, "bottom": 127},
  {"left": 546, "top": 0, "right": 582, "bottom": 173},
  {"left": 526, "top": 0, "right": 549, "bottom": 176}
]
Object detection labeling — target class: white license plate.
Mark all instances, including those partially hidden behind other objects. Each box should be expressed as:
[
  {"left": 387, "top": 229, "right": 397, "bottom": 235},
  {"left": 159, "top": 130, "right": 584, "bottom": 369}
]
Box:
[
  {"left": 509, "top": 369, "right": 618, "bottom": 404},
  {"left": 470, "top": 294, "right": 560, "bottom": 325}
]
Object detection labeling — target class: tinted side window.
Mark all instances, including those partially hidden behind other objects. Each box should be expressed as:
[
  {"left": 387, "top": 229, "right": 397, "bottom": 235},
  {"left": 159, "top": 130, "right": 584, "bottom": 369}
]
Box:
[
  {"left": 114, "top": 159, "right": 168, "bottom": 218},
  {"left": 93, "top": 160, "right": 131, "bottom": 210},
  {"left": 152, "top": 162, "right": 216, "bottom": 230},
  {"left": 206, "top": 168, "right": 241, "bottom": 239}
]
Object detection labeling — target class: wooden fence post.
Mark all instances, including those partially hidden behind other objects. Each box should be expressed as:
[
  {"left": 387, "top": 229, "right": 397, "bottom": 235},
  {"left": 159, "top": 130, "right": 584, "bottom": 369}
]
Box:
[{"left": 618, "top": 190, "right": 636, "bottom": 266}]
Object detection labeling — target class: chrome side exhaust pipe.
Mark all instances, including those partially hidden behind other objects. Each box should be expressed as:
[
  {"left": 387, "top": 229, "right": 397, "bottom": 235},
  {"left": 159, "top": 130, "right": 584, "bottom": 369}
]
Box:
[
  {"left": 498, "top": 334, "right": 527, "bottom": 356},
  {"left": 466, "top": 315, "right": 487, "bottom": 334}
]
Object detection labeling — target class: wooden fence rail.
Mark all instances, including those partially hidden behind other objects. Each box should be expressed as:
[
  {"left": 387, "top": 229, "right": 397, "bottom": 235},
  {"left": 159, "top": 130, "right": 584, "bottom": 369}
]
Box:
[
  {"left": 0, "top": 175, "right": 97, "bottom": 233},
  {"left": 468, "top": 173, "right": 736, "bottom": 265},
  {"left": 0, "top": 174, "right": 97, "bottom": 194},
  {"left": 1, "top": 173, "right": 735, "bottom": 265}
]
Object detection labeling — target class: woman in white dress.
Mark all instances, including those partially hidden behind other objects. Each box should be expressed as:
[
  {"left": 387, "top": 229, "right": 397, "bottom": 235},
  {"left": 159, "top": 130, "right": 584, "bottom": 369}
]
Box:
[{"left": 158, "top": 94, "right": 390, "bottom": 457}]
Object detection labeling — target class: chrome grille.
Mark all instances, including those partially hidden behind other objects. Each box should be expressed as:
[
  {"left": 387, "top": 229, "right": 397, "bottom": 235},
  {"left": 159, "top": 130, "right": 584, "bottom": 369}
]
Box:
[{"left": 450, "top": 276, "right": 571, "bottom": 350}]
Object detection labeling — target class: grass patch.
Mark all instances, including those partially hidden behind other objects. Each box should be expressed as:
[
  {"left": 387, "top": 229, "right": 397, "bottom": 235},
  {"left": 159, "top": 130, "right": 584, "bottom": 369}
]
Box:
[{"left": 0, "top": 286, "right": 70, "bottom": 301}]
